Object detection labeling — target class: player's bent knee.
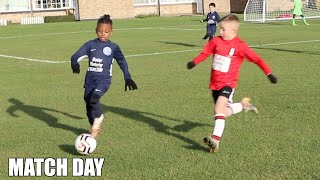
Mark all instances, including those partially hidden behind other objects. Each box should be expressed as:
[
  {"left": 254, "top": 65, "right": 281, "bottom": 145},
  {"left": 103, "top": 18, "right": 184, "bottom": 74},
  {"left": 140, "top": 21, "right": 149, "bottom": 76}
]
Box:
[{"left": 89, "top": 93, "right": 101, "bottom": 104}]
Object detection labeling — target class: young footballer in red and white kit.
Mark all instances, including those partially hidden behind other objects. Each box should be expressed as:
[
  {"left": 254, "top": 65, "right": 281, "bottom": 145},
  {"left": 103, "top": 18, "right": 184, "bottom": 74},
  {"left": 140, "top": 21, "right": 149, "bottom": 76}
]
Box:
[{"left": 187, "top": 14, "right": 278, "bottom": 153}]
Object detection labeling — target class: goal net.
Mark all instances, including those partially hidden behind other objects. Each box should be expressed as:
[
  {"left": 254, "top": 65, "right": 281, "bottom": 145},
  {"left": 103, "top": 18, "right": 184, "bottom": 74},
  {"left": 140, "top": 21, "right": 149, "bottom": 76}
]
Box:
[{"left": 244, "top": 0, "right": 320, "bottom": 22}]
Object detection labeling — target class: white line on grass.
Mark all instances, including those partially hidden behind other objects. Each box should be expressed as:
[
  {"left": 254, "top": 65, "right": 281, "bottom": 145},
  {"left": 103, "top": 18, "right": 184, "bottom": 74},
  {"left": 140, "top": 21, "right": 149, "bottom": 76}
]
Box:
[
  {"left": 0, "top": 26, "right": 201, "bottom": 39},
  {"left": 0, "top": 54, "right": 62, "bottom": 63},
  {"left": 2, "top": 23, "right": 319, "bottom": 40},
  {"left": 127, "top": 39, "right": 320, "bottom": 57},
  {"left": 0, "top": 26, "right": 204, "bottom": 39},
  {"left": 126, "top": 49, "right": 199, "bottom": 57},
  {"left": 249, "top": 40, "right": 320, "bottom": 47},
  {"left": 0, "top": 39, "right": 319, "bottom": 64},
  {"left": 0, "top": 31, "right": 93, "bottom": 40}
]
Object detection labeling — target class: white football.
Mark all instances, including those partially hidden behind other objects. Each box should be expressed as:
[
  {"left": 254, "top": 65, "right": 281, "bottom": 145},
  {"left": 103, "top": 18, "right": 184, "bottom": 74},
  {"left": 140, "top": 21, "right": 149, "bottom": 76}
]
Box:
[{"left": 75, "top": 133, "right": 97, "bottom": 155}]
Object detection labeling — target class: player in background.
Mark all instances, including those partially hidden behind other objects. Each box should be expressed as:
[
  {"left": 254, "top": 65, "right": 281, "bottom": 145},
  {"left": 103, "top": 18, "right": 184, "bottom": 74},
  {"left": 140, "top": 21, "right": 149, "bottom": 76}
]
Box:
[
  {"left": 292, "top": 0, "right": 310, "bottom": 25},
  {"left": 187, "top": 14, "right": 277, "bottom": 153},
  {"left": 200, "top": 3, "right": 220, "bottom": 41},
  {"left": 71, "top": 14, "right": 138, "bottom": 139}
]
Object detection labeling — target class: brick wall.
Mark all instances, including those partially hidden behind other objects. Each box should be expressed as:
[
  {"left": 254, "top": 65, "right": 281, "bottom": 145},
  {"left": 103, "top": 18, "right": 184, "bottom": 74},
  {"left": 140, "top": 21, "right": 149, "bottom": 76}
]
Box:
[
  {"left": 77, "top": 0, "right": 134, "bottom": 20},
  {"left": 1, "top": 0, "right": 237, "bottom": 23},
  {"left": 77, "top": 0, "right": 231, "bottom": 20},
  {"left": 203, "top": 0, "right": 231, "bottom": 13},
  {"left": 0, "top": 10, "right": 66, "bottom": 23},
  {"left": 160, "top": 3, "right": 197, "bottom": 16},
  {"left": 134, "top": 5, "right": 158, "bottom": 16},
  {"left": 134, "top": 3, "right": 197, "bottom": 17}
]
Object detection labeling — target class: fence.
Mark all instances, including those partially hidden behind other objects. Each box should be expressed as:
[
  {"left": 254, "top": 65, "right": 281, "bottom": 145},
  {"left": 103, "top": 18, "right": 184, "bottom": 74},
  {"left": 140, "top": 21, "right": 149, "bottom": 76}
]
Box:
[
  {"left": 0, "top": 19, "right": 8, "bottom": 26},
  {"left": 21, "top": 16, "right": 44, "bottom": 25}
]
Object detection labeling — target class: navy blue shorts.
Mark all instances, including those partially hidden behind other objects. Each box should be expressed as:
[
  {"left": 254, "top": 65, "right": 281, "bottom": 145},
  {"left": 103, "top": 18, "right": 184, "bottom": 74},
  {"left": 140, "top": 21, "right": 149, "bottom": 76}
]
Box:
[{"left": 84, "top": 84, "right": 109, "bottom": 125}]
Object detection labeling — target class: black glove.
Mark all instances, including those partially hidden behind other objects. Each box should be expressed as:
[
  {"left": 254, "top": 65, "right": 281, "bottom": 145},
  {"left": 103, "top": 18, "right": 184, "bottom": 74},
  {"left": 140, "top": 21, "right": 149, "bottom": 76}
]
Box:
[
  {"left": 125, "top": 79, "right": 138, "bottom": 91},
  {"left": 187, "top": 61, "right": 196, "bottom": 69},
  {"left": 71, "top": 63, "right": 80, "bottom": 74},
  {"left": 267, "top": 74, "right": 277, "bottom": 84}
]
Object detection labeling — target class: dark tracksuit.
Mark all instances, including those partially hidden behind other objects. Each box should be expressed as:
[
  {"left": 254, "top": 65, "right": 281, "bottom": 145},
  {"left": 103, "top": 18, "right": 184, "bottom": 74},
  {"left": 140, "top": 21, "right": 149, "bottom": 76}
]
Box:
[
  {"left": 202, "top": 11, "right": 220, "bottom": 40},
  {"left": 71, "top": 38, "right": 131, "bottom": 125}
]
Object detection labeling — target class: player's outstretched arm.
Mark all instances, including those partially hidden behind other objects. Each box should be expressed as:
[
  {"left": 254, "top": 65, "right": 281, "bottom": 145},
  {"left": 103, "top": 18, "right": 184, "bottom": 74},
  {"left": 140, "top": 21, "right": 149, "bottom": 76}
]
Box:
[
  {"left": 267, "top": 73, "right": 278, "bottom": 84},
  {"left": 70, "top": 42, "right": 90, "bottom": 74},
  {"left": 187, "top": 39, "right": 215, "bottom": 70},
  {"left": 243, "top": 44, "right": 279, "bottom": 84},
  {"left": 125, "top": 79, "right": 138, "bottom": 91},
  {"left": 187, "top": 61, "right": 196, "bottom": 69},
  {"left": 186, "top": 52, "right": 210, "bottom": 70},
  {"left": 200, "top": 19, "right": 206, "bottom": 23},
  {"left": 113, "top": 45, "right": 137, "bottom": 91}
]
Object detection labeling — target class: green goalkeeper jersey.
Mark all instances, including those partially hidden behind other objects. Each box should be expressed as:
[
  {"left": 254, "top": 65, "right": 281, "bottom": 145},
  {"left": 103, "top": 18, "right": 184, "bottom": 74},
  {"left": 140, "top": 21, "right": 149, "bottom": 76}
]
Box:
[{"left": 293, "top": 0, "right": 303, "bottom": 15}]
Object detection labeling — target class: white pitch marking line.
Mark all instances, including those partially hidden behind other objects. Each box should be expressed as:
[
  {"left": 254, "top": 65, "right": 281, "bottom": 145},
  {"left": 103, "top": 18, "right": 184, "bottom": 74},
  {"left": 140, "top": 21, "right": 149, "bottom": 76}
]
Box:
[
  {"left": 0, "top": 31, "right": 93, "bottom": 40},
  {"left": 0, "top": 26, "right": 201, "bottom": 39},
  {"left": 128, "top": 39, "right": 320, "bottom": 57},
  {"left": 0, "top": 39, "right": 319, "bottom": 64},
  {"left": 126, "top": 49, "right": 198, "bottom": 57},
  {"left": 249, "top": 39, "right": 320, "bottom": 47},
  {"left": 2, "top": 23, "right": 319, "bottom": 39},
  {"left": 0, "top": 54, "right": 62, "bottom": 63}
]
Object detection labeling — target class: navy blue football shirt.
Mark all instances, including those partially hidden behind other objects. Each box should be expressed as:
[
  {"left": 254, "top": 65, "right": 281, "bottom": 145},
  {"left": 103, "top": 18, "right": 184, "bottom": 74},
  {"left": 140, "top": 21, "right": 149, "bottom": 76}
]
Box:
[
  {"left": 205, "top": 11, "right": 220, "bottom": 25},
  {"left": 71, "top": 38, "right": 132, "bottom": 89}
]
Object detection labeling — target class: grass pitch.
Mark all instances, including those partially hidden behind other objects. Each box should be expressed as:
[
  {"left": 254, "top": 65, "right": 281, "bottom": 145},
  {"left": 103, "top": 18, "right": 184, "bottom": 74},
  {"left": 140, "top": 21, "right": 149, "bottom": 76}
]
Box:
[{"left": 0, "top": 15, "right": 320, "bottom": 179}]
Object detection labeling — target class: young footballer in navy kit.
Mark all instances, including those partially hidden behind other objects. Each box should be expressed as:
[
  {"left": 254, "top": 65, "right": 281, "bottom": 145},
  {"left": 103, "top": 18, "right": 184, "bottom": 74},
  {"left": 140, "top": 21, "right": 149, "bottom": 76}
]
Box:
[
  {"left": 71, "top": 14, "right": 138, "bottom": 139},
  {"left": 200, "top": 3, "right": 221, "bottom": 41}
]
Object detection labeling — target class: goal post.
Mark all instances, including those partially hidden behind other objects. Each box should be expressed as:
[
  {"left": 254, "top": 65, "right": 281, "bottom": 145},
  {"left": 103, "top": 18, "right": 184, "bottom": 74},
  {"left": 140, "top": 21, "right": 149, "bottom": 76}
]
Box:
[{"left": 244, "top": 0, "right": 320, "bottom": 22}]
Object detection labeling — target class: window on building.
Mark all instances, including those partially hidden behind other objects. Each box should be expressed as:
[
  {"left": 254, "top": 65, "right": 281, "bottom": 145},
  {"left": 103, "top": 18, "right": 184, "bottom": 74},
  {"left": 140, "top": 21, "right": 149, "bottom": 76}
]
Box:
[
  {"left": 134, "top": 0, "right": 197, "bottom": 5},
  {"left": 0, "top": 0, "right": 73, "bottom": 12},
  {"left": 161, "top": 0, "right": 197, "bottom": 3},
  {"left": 33, "top": 0, "right": 73, "bottom": 10},
  {"left": 0, "top": 0, "right": 30, "bottom": 12},
  {"left": 134, "top": 0, "right": 157, "bottom": 5}
]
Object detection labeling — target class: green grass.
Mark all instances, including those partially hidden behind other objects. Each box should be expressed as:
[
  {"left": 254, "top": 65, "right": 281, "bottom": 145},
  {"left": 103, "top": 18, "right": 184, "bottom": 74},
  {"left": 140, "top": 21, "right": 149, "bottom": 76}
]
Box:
[{"left": 0, "top": 15, "right": 320, "bottom": 179}]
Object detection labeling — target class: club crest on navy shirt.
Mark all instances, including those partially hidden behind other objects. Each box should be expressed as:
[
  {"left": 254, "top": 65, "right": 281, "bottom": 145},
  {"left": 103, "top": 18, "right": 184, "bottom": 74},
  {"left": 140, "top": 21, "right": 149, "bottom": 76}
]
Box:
[{"left": 103, "top": 47, "right": 112, "bottom": 56}]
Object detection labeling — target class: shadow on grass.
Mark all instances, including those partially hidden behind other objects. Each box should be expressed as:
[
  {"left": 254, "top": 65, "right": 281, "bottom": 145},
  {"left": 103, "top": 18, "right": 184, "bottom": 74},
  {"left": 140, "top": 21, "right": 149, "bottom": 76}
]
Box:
[
  {"left": 6, "top": 98, "right": 87, "bottom": 135},
  {"left": 252, "top": 46, "right": 320, "bottom": 56},
  {"left": 156, "top": 41, "right": 200, "bottom": 47},
  {"left": 102, "top": 105, "right": 209, "bottom": 151},
  {"left": 59, "top": 144, "right": 79, "bottom": 155}
]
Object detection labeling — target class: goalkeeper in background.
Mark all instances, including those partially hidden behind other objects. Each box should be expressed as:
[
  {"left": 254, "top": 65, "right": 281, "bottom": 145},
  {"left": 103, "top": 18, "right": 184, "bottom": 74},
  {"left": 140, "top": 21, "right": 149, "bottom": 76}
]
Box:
[{"left": 292, "top": 0, "right": 310, "bottom": 25}]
